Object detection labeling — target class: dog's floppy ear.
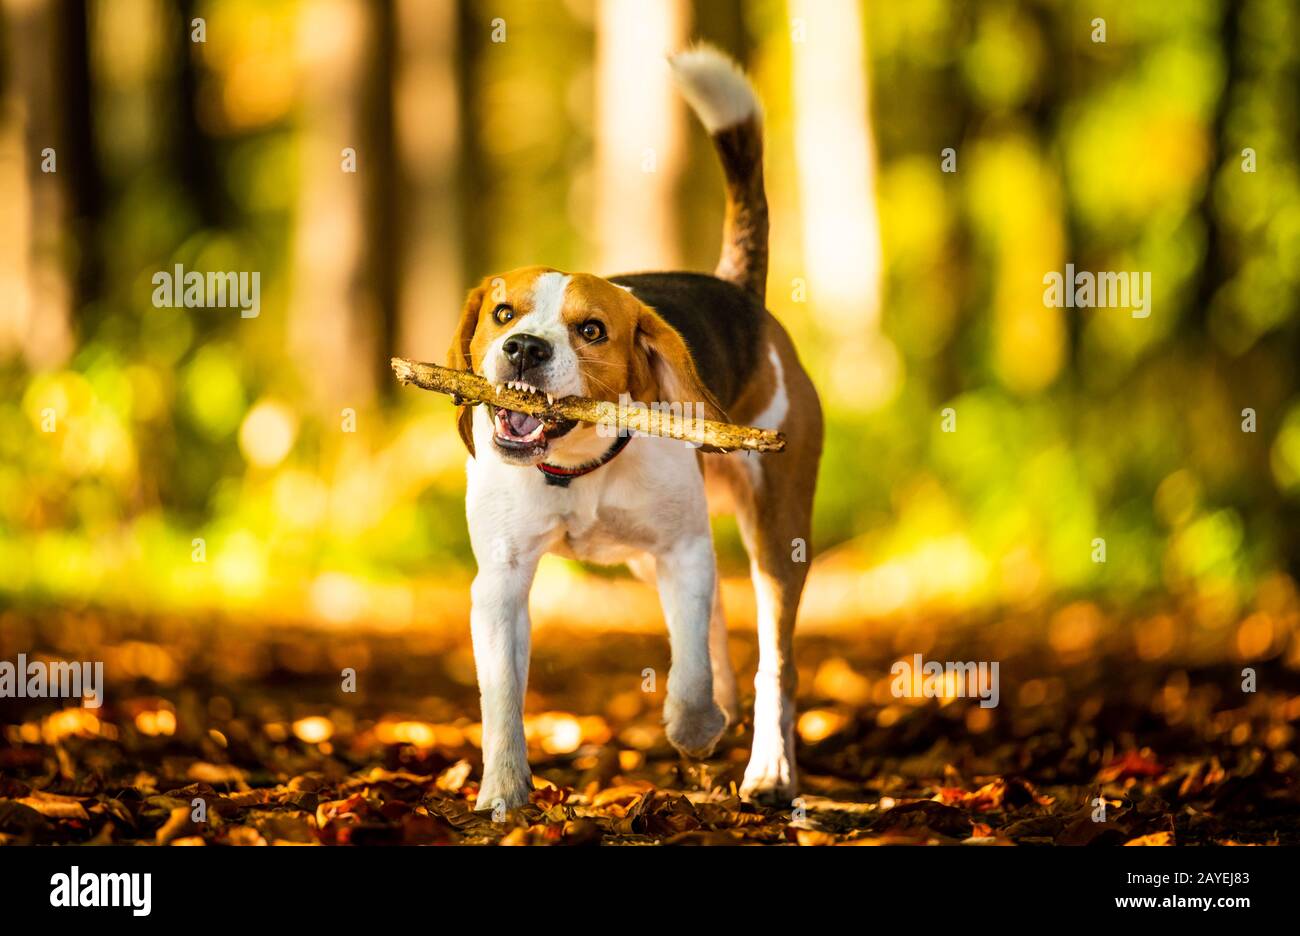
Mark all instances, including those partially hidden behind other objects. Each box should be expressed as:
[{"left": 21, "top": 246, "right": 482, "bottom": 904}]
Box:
[
  {"left": 630, "top": 306, "right": 727, "bottom": 423},
  {"left": 448, "top": 284, "right": 485, "bottom": 371},
  {"left": 447, "top": 284, "right": 486, "bottom": 455}
]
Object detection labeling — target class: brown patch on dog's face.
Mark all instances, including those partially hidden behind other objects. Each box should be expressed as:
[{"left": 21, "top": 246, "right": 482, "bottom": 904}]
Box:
[
  {"left": 559, "top": 274, "right": 646, "bottom": 404},
  {"left": 446, "top": 267, "right": 723, "bottom": 461},
  {"left": 450, "top": 266, "right": 558, "bottom": 375},
  {"left": 448, "top": 267, "right": 564, "bottom": 456},
  {"left": 563, "top": 275, "right": 725, "bottom": 422}
]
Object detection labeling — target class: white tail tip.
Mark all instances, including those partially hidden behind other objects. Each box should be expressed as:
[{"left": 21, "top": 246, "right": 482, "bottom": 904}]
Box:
[{"left": 668, "top": 44, "right": 760, "bottom": 134}]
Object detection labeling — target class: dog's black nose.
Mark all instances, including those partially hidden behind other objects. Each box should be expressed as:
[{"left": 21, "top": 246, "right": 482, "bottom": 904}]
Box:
[{"left": 502, "top": 333, "right": 552, "bottom": 371}]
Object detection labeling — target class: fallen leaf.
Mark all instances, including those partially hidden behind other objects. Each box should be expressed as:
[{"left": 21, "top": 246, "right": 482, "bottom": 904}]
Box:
[{"left": 17, "top": 791, "right": 89, "bottom": 821}]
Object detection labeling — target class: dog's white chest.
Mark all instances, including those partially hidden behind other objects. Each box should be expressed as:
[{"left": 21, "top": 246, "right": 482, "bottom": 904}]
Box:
[
  {"left": 553, "top": 501, "right": 660, "bottom": 565},
  {"left": 466, "top": 433, "right": 708, "bottom": 571}
]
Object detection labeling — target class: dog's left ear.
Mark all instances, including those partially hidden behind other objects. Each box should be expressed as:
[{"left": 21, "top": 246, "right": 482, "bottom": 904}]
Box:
[
  {"left": 631, "top": 306, "right": 727, "bottom": 423},
  {"left": 447, "top": 284, "right": 486, "bottom": 455}
]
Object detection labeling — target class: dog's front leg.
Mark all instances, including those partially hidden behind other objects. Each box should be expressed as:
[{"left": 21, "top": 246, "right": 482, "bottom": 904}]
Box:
[
  {"left": 655, "top": 533, "right": 727, "bottom": 759},
  {"left": 469, "top": 557, "right": 537, "bottom": 812}
]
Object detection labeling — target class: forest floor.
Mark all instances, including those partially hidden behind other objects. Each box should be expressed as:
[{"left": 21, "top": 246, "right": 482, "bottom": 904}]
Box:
[{"left": 1, "top": 606, "right": 1298, "bottom": 845}]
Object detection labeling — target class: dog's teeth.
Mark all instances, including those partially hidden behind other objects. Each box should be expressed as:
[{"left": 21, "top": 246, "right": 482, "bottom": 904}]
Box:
[
  {"left": 501, "top": 379, "right": 545, "bottom": 397},
  {"left": 546, "top": 393, "right": 553, "bottom": 405}
]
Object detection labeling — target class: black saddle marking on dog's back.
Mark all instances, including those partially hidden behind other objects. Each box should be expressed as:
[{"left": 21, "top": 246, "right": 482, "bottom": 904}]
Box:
[{"left": 609, "top": 271, "right": 764, "bottom": 410}]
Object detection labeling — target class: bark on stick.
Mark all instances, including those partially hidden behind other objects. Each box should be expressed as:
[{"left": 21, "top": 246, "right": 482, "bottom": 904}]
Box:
[{"left": 390, "top": 357, "right": 786, "bottom": 453}]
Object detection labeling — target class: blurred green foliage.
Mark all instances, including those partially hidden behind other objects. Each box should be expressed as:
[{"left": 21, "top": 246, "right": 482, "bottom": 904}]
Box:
[{"left": 2, "top": 0, "right": 1298, "bottom": 624}]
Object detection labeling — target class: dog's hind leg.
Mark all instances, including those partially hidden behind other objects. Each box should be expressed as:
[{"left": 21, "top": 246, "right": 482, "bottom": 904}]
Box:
[
  {"left": 730, "top": 360, "right": 822, "bottom": 805},
  {"left": 732, "top": 462, "right": 813, "bottom": 806}
]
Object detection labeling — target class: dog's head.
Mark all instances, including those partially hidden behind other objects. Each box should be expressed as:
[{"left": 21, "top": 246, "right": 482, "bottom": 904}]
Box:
[{"left": 447, "top": 266, "right": 723, "bottom": 466}]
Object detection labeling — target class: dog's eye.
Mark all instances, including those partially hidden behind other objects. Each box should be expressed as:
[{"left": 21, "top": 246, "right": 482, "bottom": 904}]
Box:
[
  {"left": 578, "top": 319, "right": 606, "bottom": 342},
  {"left": 493, "top": 304, "right": 514, "bottom": 326}
]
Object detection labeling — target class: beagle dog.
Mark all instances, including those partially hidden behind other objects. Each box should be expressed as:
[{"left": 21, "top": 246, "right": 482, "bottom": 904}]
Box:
[{"left": 448, "top": 46, "right": 822, "bottom": 810}]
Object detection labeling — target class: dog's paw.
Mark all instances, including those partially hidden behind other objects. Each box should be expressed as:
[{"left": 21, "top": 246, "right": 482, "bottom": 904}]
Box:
[
  {"left": 474, "top": 769, "right": 533, "bottom": 814},
  {"left": 664, "top": 697, "right": 727, "bottom": 760},
  {"left": 713, "top": 680, "right": 742, "bottom": 730},
  {"left": 739, "top": 753, "right": 797, "bottom": 806},
  {"left": 718, "top": 700, "right": 743, "bottom": 731}
]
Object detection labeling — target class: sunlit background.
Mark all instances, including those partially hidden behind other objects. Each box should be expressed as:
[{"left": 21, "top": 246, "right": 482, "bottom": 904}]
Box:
[{"left": 3, "top": 0, "right": 1299, "bottom": 659}]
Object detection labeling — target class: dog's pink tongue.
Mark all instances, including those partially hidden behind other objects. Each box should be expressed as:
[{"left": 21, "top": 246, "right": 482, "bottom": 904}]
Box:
[{"left": 507, "top": 410, "right": 541, "bottom": 436}]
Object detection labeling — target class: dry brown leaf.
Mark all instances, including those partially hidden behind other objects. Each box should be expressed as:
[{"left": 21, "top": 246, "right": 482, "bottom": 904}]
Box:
[
  {"left": 1124, "top": 831, "right": 1174, "bottom": 846},
  {"left": 591, "top": 781, "right": 656, "bottom": 809},
  {"left": 156, "top": 806, "right": 198, "bottom": 845},
  {"left": 436, "top": 760, "right": 473, "bottom": 792},
  {"left": 17, "top": 791, "right": 89, "bottom": 821},
  {"left": 1098, "top": 750, "right": 1166, "bottom": 783},
  {"left": 187, "top": 762, "right": 247, "bottom": 787}
]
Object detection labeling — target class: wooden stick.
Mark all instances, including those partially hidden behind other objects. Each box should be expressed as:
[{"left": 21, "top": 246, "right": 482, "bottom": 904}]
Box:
[{"left": 391, "top": 357, "right": 786, "bottom": 453}]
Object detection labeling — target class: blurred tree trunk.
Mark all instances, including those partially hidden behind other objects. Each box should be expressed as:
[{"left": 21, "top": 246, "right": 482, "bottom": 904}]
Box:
[
  {"left": 177, "top": 0, "right": 225, "bottom": 229},
  {"left": 289, "top": 0, "right": 377, "bottom": 409},
  {"left": 55, "top": 0, "right": 101, "bottom": 308},
  {"left": 594, "top": 0, "right": 689, "bottom": 274},
  {"left": 454, "top": 0, "right": 485, "bottom": 284},
  {"left": 677, "top": 0, "right": 749, "bottom": 269},
  {"left": 1030, "top": 2, "right": 1080, "bottom": 375},
  {"left": 392, "top": 0, "right": 462, "bottom": 366},
  {"left": 1191, "top": 0, "right": 1239, "bottom": 335},
  {"left": 364, "top": 0, "right": 398, "bottom": 396},
  {"left": 0, "top": 0, "right": 75, "bottom": 366},
  {"left": 789, "top": 0, "right": 883, "bottom": 403}
]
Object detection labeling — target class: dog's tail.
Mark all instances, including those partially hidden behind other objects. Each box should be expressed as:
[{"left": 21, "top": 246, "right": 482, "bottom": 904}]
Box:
[{"left": 669, "top": 45, "right": 768, "bottom": 302}]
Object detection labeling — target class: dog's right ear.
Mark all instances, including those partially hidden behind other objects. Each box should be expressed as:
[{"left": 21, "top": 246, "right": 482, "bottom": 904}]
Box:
[
  {"left": 448, "top": 284, "right": 485, "bottom": 371},
  {"left": 447, "top": 284, "right": 486, "bottom": 455}
]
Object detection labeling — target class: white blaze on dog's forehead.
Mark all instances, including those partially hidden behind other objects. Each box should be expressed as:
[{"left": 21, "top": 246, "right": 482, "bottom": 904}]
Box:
[
  {"left": 481, "top": 270, "right": 584, "bottom": 398},
  {"left": 494, "top": 270, "right": 572, "bottom": 349},
  {"left": 528, "top": 271, "right": 571, "bottom": 332}
]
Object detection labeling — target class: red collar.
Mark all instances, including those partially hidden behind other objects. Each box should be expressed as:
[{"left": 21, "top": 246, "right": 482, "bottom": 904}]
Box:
[{"left": 537, "top": 434, "right": 633, "bottom": 487}]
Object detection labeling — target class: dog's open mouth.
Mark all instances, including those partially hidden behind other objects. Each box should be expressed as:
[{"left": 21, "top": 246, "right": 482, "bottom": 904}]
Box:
[
  {"left": 494, "top": 407, "right": 545, "bottom": 447},
  {"left": 492, "top": 407, "right": 577, "bottom": 454}
]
